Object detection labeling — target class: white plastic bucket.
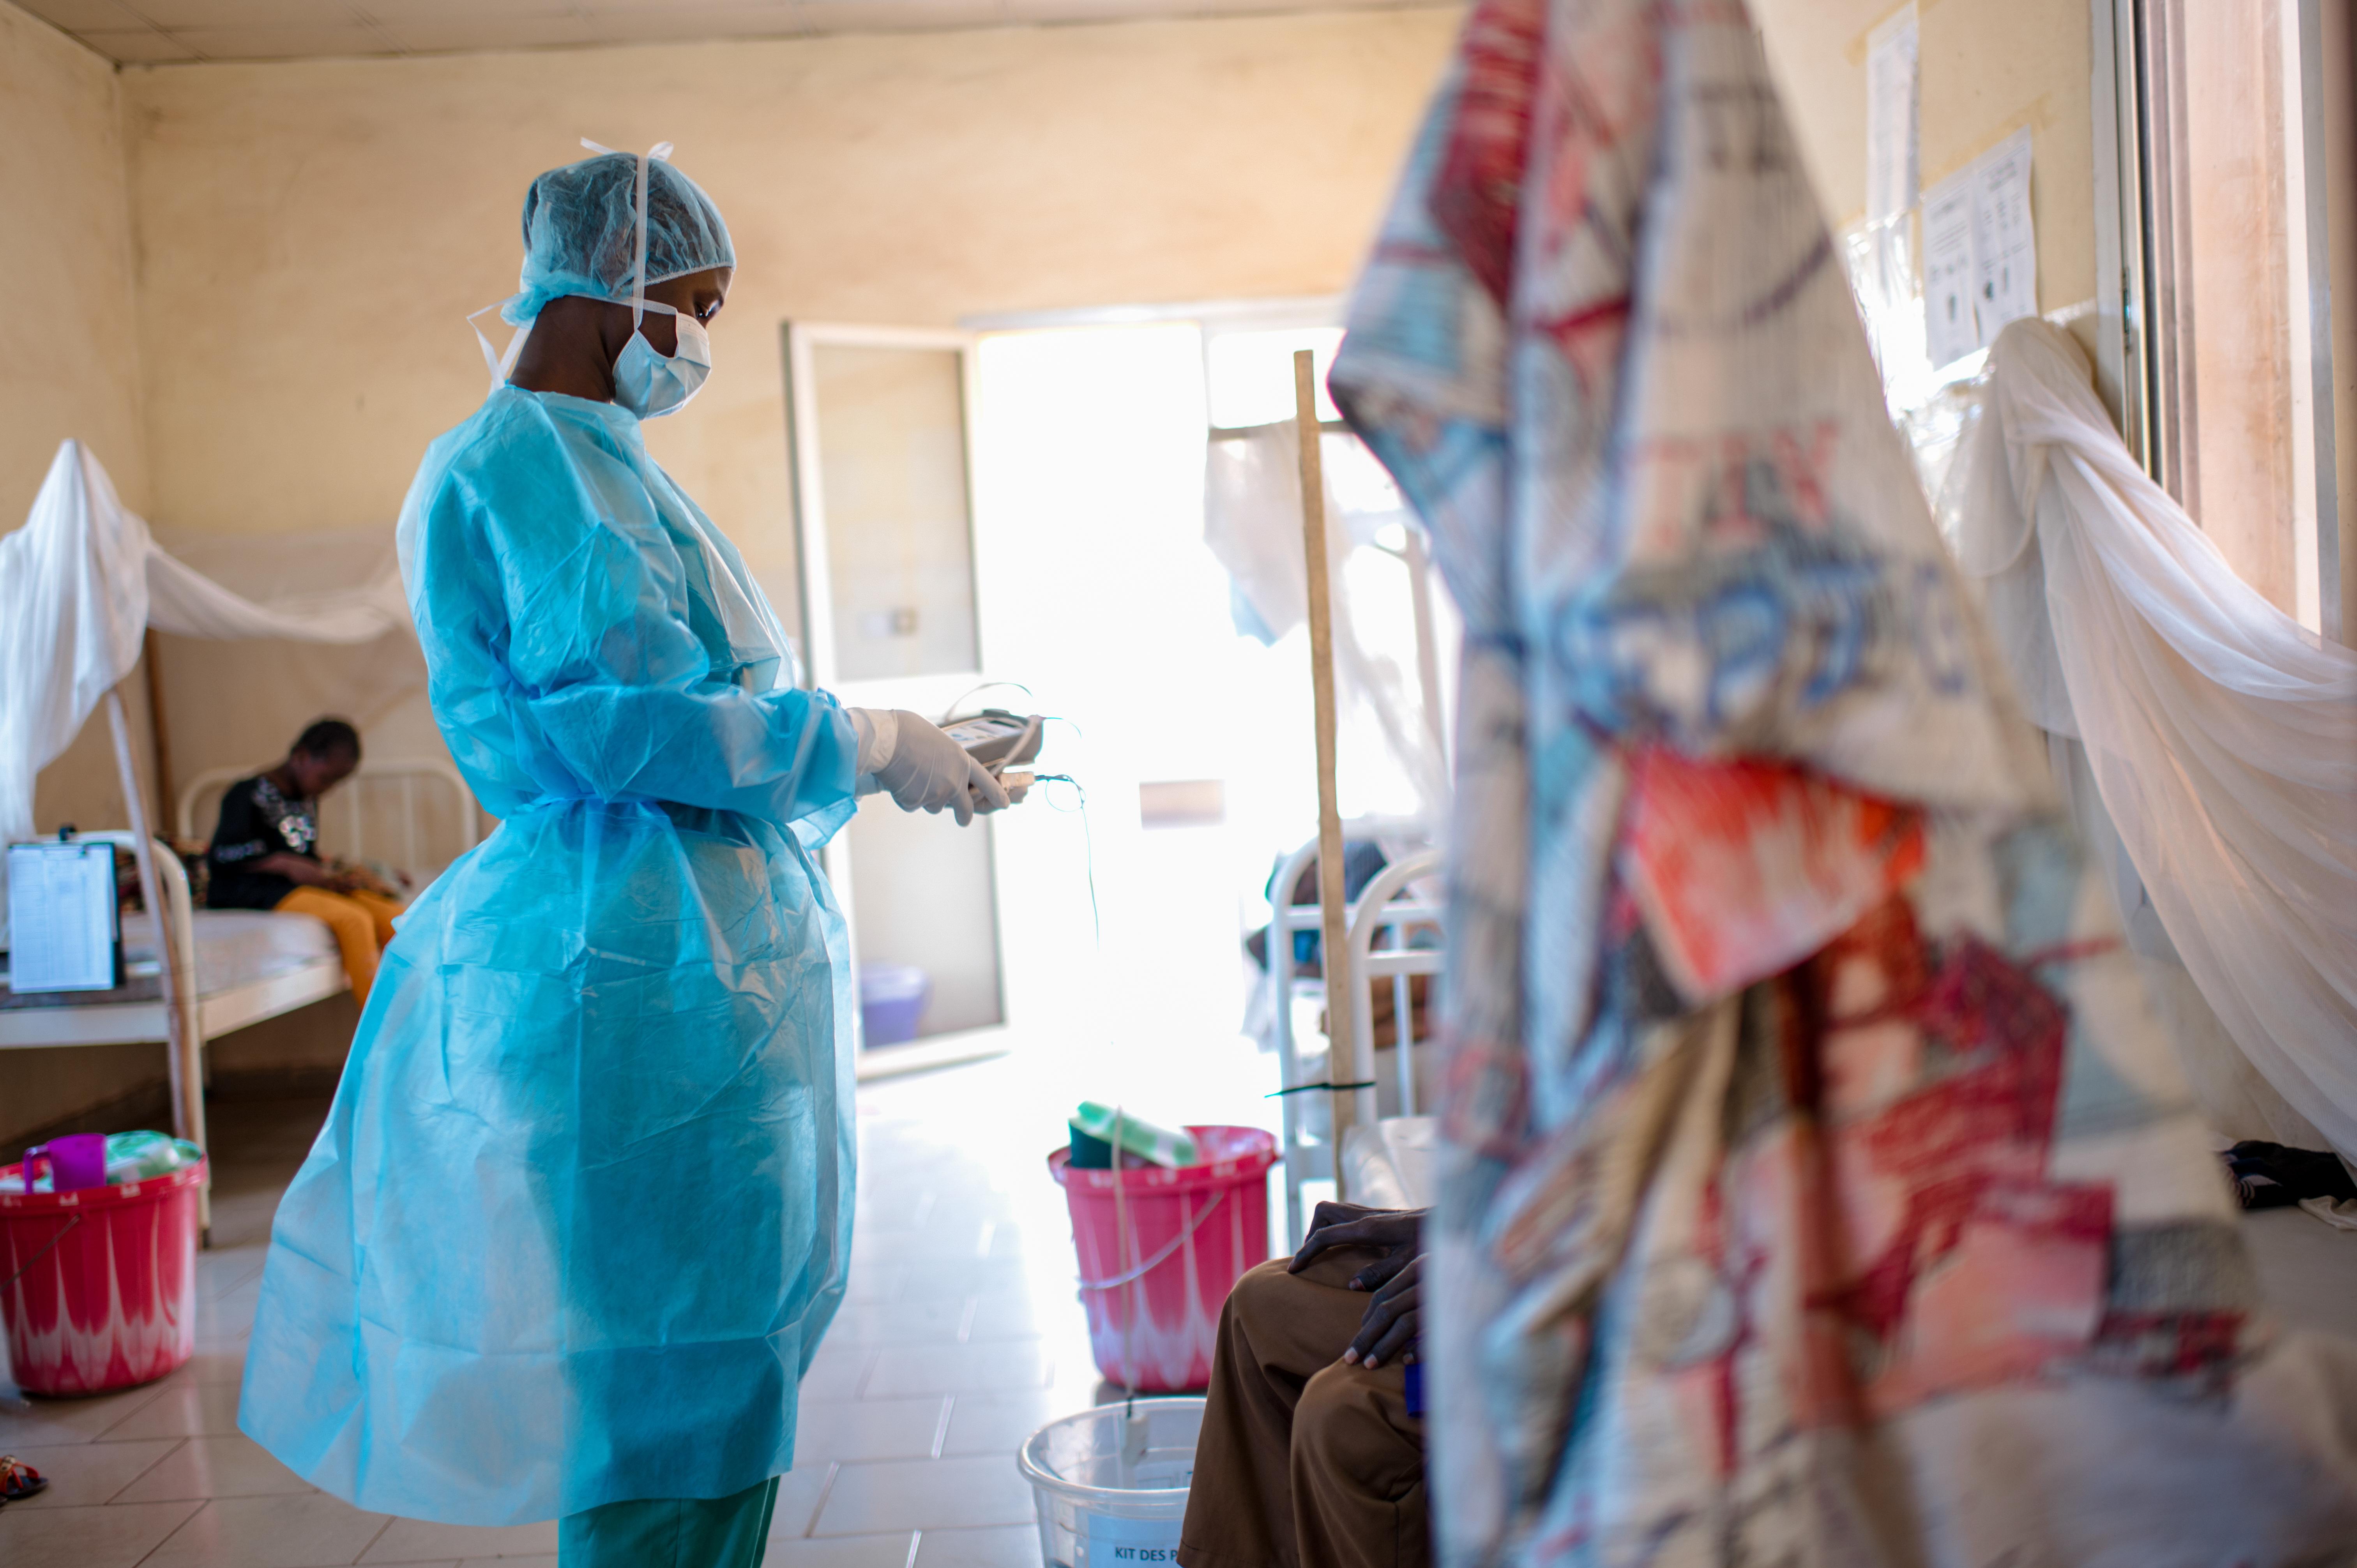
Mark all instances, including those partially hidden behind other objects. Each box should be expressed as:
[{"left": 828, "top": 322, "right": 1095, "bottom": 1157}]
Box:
[{"left": 1017, "top": 1397, "right": 1203, "bottom": 1568}]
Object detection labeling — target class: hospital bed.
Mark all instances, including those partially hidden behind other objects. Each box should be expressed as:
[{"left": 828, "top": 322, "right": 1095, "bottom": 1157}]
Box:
[
  {"left": 0, "top": 760, "right": 477, "bottom": 1158},
  {"left": 1267, "top": 839, "right": 1443, "bottom": 1244},
  {"left": 1335, "top": 852, "right": 1441, "bottom": 1213}
]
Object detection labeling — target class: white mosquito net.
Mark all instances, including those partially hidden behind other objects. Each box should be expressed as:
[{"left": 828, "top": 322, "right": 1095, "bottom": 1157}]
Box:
[
  {"left": 1943, "top": 316, "right": 2357, "bottom": 1159},
  {"left": 0, "top": 440, "right": 412, "bottom": 943}
]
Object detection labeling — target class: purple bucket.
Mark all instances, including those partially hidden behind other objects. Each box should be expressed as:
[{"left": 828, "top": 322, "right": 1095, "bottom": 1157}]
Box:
[{"left": 859, "top": 964, "right": 931, "bottom": 1047}]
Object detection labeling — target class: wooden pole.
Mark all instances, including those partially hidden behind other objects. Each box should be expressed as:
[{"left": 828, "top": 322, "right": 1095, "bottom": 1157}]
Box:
[
  {"left": 1295, "top": 348, "right": 1358, "bottom": 1192},
  {"left": 1403, "top": 527, "right": 1449, "bottom": 765},
  {"left": 106, "top": 687, "right": 207, "bottom": 1208}
]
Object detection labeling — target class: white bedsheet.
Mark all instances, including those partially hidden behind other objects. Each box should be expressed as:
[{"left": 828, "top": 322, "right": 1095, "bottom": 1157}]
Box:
[{"left": 127, "top": 909, "right": 337, "bottom": 996}]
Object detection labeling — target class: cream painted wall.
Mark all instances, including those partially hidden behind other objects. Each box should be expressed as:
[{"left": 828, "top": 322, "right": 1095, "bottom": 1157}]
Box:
[
  {"left": 1756, "top": 0, "right": 2097, "bottom": 320},
  {"left": 111, "top": 3, "right": 1459, "bottom": 817},
  {"left": 0, "top": 0, "right": 166, "bottom": 1149},
  {"left": 6, "top": 0, "right": 161, "bottom": 846},
  {"left": 0, "top": 0, "right": 145, "bottom": 520},
  {"left": 10, "top": 4, "right": 1461, "bottom": 1145},
  {"left": 119, "top": 9, "right": 1461, "bottom": 630},
  {"left": 1753, "top": 0, "right": 1885, "bottom": 241},
  {"left": 5, "top": 0, "right": 159, "bottom": 836},
  {"left": 1918, "top": 0, "right": 2096, "bottom": 315}
]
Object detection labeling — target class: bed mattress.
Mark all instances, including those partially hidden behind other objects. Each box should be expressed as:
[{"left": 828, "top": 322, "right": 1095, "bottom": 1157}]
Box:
[{"left": 128, "top": 909, "right": 338, "bottom": 995}]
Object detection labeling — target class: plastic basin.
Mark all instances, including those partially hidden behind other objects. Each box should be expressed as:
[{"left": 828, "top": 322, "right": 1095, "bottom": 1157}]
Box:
[
  {"left": 1018, "top": 1397, "right": 1202, "bottom": 1568},
  {"left": 860, "top": 963, "right": 931, "bottom": 1047}
]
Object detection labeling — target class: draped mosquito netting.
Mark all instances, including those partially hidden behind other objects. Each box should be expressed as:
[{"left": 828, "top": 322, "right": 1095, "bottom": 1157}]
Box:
[
  {"left": 0, "top": 440, "right": 415, "bottom": 943},
  {"left": 1942, "top": 316, "right": 2357, "bottom": 1162}
]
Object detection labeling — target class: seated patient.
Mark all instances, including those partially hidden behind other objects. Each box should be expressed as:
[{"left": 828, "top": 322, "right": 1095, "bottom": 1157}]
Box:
[
  {"left": 206, "top": 719, "right": 402, "bottom": 1005},
  {"left": 1180, "top": 1203, "right": 1428, "bottom": 1568}
]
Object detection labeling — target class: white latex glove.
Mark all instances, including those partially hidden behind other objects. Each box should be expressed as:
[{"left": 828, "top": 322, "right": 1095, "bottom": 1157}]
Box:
[
  {"left": 869, "top": 710, "right": 1011, "bottom": 826},
  {"left": 846, "top": 708, "right": 899, "bottom": 789}
]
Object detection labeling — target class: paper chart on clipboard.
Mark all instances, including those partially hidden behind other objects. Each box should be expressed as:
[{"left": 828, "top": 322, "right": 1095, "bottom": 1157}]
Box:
[{"left": 5, "top": 839, "right": 118, "bottom": 992}]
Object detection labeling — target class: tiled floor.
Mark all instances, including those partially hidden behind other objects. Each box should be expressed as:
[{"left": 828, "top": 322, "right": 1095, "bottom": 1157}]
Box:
[
  {"left": 1, "top": 1040, "right": 1279, "bottom": 1568},
  {"left": 21, "top": 1050, "right": 2357, "bottom": 1568}
]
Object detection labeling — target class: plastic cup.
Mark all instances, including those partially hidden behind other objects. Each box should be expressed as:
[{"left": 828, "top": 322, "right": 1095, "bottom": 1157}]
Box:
[{"left": 25, "top": 1133, "right": 108, "bottom": 1192}]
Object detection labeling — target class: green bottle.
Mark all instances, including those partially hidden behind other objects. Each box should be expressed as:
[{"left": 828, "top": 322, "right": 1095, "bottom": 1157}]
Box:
[{"left": 1070, "top": 1102, "right": 1199, "bottom": 1169}]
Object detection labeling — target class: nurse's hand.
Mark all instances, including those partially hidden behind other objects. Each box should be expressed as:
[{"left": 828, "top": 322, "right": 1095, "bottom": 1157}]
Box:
[{"left": 874, "top": 712, "right": 1011, "bottom": 826}]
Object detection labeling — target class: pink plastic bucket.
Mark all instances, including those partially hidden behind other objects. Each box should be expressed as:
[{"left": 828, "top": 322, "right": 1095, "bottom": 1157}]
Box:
[
  {"left": 1050, "top": 1125, "right": 1276, "bottom": 1393},
  {"left": 0, "top": 1158, "right": 204, "bottom": 1395}
]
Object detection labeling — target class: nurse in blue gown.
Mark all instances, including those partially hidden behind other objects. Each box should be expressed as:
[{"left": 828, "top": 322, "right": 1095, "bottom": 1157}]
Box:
[{"left": 239, "top": 146, "right": 1006, "bottom": 1566}]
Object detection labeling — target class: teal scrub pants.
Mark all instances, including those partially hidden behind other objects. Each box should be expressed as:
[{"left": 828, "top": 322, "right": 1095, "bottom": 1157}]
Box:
[{"left": 558, "top": 1475, "right": 781, "bottom": 1567}]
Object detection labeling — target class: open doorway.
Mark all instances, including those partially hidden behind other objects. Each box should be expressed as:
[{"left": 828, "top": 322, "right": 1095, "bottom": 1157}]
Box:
[{"left": 786, "top": 304, "right": 1451, "bottom": 1134}]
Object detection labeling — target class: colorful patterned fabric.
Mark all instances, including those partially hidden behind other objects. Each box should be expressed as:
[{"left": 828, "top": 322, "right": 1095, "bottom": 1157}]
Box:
[{"left": 1329, "top": 3, "right": 2357, "bottom": 1563}]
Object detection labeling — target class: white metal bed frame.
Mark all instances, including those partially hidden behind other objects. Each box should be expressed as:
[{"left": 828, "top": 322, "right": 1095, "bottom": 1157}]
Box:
[
  {"left": 1343, "top": 850, "right": 1444, "bottom": 1124},
  {"left": 175, "top": 759, "right": 479, "bottom": 869},
  {"left": 2, "top": 759, "right": 478, "bottom": 1159},
  {"left": 1267, "top": 839, "right": 1444, "bottom": 1247}
]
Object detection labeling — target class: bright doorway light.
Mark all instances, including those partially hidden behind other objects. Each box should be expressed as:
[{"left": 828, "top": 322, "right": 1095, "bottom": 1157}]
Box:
[{"left": 1204, "top": 328, "right": 1344, "bottom": 428}]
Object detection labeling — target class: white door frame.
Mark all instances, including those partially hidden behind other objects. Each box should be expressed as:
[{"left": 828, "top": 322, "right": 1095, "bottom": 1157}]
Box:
[
  {"left": 781, "top": 320, "right": 1013, "bottom": 1070},
  {"left": 781, "top": 321, "right": 988, "bottom": 699}
]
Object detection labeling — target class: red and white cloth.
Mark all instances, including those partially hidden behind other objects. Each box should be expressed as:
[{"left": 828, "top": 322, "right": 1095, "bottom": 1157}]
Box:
[{"left": 1330, "top": 1, "right": 2357, "bottom": 1562}]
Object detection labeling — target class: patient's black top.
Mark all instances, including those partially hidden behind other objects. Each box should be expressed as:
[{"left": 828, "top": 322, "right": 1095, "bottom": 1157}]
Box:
[{"left": 207, "top": 776, "right": 320, "bottom": 910}]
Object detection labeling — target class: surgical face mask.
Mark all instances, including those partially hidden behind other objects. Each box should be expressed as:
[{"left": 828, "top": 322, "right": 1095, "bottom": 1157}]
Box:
[{"left": 613, "top": 300, "right": 711, "bottom": 419}]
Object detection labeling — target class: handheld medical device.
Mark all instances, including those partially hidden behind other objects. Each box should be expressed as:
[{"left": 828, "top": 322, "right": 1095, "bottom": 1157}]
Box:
[{"left": 942, "top": 709, "right": 1046, "bottom": 791}]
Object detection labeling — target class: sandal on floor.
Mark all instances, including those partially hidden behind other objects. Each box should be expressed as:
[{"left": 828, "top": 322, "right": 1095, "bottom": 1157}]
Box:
[{"left": 0, "top": 1455, "right": 47, "bottom": 1503}]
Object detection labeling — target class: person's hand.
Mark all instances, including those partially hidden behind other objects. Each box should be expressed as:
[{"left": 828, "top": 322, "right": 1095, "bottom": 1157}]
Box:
[
  {"left": 1291, "top": 1202, "right": 1427, "bottom": 1368},
  {"left": 1343, "top": 1254, "right": 1422, "bottom": 1369},
  {"left": 871, "top": 712, "right": 1010, "bottom": 826},
  {"left": 1290, "top": 1201, "right": 1424, "bottom": 1288},
  {"left": 331, "top": 863, "right": 396, "bottom": 897}
]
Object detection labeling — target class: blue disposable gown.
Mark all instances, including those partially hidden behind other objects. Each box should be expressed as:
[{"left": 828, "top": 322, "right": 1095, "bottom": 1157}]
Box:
[{"left": 239, "top": 387, "right": 860, "bottom": 1526}]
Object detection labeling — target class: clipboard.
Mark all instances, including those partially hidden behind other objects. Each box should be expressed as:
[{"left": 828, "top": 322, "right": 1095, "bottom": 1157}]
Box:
[{"left": 5, "top": 837, "right": 124, "bottom": 994}]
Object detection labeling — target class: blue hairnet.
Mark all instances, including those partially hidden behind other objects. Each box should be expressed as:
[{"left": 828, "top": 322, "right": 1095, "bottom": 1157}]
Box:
[{"left": 504, "top": 150, "right": 735, "bottom": 326}]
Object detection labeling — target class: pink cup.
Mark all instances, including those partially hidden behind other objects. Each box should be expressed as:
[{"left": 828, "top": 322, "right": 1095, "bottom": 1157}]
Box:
[{"left": 23, "top": 1133, "right": 108, "bottom": 1192}]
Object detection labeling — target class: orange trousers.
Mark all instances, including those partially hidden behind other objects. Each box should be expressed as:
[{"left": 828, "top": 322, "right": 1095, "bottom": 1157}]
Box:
[{"left": 275, "top": 887, "right": 401, "bottom": 1006}]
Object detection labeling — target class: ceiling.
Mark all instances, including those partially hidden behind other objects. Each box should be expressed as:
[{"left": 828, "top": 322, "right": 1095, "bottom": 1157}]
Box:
[{"left": 27, "top": 0, "right": 1409, "bottom": 64}]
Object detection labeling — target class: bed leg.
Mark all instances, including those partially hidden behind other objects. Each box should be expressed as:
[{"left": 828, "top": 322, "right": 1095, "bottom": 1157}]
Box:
[{"left": 107, "top": 685, "right": 211, "bottom": 1246}]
